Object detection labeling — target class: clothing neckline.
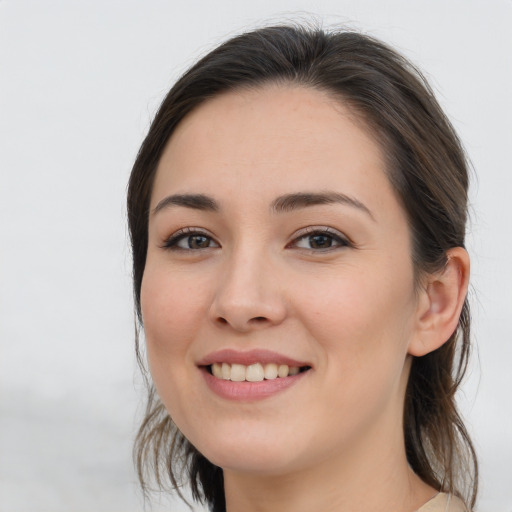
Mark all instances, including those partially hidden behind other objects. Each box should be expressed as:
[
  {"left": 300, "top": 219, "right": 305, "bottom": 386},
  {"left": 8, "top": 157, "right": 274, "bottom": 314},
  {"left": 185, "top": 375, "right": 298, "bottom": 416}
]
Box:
[
  {"left": 417, "top": 492, "right": 443, "bottom": 510},
  {"left": 416, "top": 492, "right": 467, "bottom": 512}
]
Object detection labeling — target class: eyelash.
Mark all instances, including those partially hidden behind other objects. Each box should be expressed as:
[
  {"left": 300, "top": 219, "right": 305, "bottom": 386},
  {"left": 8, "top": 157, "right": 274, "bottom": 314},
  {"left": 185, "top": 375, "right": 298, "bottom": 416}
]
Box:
[
  {"left": 288, "top": 227, "right": 351, "bottom": 252},
  {"left": 162, "top": 227, "right": 219, "bottom": 251},
  {"left": 162, "top": 226, "right": 351, "bottom": 253}
]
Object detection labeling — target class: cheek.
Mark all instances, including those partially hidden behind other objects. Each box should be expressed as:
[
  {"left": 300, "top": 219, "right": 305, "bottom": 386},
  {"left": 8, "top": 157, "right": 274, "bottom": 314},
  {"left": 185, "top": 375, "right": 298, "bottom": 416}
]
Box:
[
  {"left": 296, "top": 271, "right": 415, "bottom": 440},
  {"left": 295, "top": 257, "right": 416, "bottom": 379},
  {"left": 140, "top": 266, "right": 208, "bottom": 376},
  {"left": 139, "top": 266, "right": 213, "bottom": 433}
]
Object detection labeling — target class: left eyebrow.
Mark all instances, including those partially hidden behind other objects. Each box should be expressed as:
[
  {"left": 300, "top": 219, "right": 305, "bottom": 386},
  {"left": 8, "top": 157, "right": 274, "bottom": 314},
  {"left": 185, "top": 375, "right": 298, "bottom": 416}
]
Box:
[{"left": 271, "top": 191, "right": 375, "bottom": 221}]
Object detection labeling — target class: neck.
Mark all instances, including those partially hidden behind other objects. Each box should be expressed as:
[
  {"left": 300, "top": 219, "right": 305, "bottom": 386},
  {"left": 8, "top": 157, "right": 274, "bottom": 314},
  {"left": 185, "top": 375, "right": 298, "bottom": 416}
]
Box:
[{"left": 224, "top": 438, "right": 435, "bottom": 512}]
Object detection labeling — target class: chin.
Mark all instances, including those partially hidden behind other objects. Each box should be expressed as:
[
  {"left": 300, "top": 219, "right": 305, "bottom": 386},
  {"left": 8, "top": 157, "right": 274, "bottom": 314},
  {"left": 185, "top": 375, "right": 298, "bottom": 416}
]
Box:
[
  {"left": 186, "top": 425, "right": 302, "bottom": 475},
  {"left": 204, "top": 447, "right": 294, "bottom": 475}
]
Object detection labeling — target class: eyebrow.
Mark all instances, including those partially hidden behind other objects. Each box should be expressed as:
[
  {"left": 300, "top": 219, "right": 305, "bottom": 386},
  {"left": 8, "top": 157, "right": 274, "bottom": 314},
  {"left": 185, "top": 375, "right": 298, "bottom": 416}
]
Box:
[
  {"left": 153, "top": 194, "right": 219, "bottom": 215},
  {"left": 270, "top": 192, "right": 374, "bottom": 220},
  {"left": 152, "top": 191, "right": 374, "bottom": 220}
]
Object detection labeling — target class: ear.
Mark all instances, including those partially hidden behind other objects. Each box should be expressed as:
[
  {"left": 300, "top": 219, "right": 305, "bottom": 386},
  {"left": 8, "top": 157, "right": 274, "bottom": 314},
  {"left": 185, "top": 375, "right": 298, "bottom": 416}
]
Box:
[{"left": 408, "top": 247, "right": 470, "bottom": 357}]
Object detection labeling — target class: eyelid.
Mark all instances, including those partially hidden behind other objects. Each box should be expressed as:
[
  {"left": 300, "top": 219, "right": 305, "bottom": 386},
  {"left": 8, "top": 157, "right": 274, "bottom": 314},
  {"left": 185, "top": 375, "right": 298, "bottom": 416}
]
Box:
[
  {"left": 287, "top": 226, "right": 352, "bottom": 250},
  {"left": 161, "top": 227, "right": 220, "bottom": 250}
]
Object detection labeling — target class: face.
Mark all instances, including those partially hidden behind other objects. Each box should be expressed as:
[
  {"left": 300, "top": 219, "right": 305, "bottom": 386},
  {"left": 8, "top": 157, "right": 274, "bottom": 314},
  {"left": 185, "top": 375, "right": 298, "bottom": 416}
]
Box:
[{"left": 141, "top": 86, "right": 421, "bottom": 476}]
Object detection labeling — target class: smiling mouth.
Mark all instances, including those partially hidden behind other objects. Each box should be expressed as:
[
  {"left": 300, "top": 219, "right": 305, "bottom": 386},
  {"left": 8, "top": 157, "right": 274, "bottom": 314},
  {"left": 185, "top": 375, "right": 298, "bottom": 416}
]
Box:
[{"left": 206, "top": 362, "right": 312, "bottom": 382}]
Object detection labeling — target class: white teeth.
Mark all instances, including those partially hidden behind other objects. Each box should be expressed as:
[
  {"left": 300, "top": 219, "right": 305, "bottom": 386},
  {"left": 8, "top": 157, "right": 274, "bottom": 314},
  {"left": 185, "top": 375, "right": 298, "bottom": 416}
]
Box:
[
  {"left": 263, "top": 363, "right": 278, "bottom": 380},
  {"left": 246, "top": 363, "right": 264, "bottom": 382},
  {"left": 221, "top": 362, "right": 231, "bottom": 380},
  {"left": 278, "top": 364, "right": 289, "bottom": 378},
  {"left": 211, "top": 362, "right": 306, "bottom": 381},
  {"left": 230, "top": 364, "right": 246, "bottom": 382},
  {"left": 212, "top": 362, "right": 223, "bottom": 378}
]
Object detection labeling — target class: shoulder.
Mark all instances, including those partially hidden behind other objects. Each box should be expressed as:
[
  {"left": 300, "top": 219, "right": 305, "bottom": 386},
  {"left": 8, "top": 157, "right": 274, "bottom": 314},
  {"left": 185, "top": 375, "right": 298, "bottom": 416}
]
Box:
[{"left": 417, "top": 493, "right": 469, "bottom": 512}]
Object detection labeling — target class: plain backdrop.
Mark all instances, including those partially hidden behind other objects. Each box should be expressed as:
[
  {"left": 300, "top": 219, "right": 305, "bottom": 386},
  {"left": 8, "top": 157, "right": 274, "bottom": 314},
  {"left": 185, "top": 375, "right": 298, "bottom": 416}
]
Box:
[{"left": 1, "top": 1, "right": 511, "bottom": 511}]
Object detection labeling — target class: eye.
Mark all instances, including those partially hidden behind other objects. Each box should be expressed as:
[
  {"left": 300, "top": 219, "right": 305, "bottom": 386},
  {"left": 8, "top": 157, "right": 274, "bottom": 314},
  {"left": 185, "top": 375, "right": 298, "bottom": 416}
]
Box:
[
  {"left": 290, "top": 228, "right": 350, "bottom": 251},
  {"left": 162, "top": 228, "right": 220, "bottom": 251}
]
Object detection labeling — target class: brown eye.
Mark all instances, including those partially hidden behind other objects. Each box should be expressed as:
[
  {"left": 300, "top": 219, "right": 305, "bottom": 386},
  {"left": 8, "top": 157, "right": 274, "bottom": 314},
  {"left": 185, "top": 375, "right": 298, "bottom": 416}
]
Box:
[
  {"left": 163, "top": 230, "right": 220, "bottom": 251},
  {"left": 308, "top": 234, "right": 334, "bottom": 249},
  {"left": 187, "top": 235, "right": 211, "bottom": 249},
  {"left": 292, "top": 229, "right": 349, "bottom": 251}
]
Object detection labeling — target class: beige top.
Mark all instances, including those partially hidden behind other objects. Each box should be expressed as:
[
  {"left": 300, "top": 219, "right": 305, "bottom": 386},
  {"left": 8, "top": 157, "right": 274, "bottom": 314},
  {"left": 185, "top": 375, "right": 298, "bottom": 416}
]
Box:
[{"left": 417, "top": 493, "right": 468, "bottom": 512}]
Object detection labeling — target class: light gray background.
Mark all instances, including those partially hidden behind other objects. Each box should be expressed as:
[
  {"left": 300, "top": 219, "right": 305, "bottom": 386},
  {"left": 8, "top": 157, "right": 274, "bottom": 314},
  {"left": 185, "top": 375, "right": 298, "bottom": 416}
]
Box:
[{"left": 1, "top": 1, "right": 511, "bottom": 511}]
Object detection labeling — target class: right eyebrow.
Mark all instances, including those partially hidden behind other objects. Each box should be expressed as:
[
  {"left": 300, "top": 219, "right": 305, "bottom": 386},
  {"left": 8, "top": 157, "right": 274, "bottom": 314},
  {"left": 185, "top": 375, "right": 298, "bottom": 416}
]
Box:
[{"left": 152, "top": 194, "right": 220, "bottom": 215}]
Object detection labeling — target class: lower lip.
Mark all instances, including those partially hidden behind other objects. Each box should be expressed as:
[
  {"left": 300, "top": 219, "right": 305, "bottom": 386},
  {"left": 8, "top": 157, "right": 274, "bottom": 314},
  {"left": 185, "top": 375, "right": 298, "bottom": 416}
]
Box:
[{"left": 201, "top": 368, "right": 309, "bottom": 401}]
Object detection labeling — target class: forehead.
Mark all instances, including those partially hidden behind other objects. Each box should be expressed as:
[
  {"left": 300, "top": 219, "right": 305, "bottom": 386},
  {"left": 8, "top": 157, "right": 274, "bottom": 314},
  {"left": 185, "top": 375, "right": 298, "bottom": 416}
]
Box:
[{"left": 151, "top": 85, "right": 394, "bottom": 214}]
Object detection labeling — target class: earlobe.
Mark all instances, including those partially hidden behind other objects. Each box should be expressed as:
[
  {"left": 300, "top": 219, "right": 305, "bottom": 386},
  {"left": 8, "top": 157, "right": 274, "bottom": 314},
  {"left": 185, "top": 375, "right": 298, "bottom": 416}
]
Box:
[{"left": 408, "top": 247, "right": 470, "bottom": 357}]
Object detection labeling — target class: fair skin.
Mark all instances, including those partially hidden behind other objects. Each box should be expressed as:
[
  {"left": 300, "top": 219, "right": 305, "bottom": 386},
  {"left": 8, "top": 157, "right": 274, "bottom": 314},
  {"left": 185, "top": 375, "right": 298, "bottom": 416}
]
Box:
[{"left": 141, "top": 85, "right": 469, "bottom": 512}]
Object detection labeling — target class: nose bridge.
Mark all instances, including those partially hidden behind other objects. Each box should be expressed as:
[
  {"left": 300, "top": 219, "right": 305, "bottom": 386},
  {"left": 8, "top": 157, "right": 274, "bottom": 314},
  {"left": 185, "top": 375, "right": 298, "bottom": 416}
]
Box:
[{"left": 209, "top": 237, "right": 286, "bottom": 330}]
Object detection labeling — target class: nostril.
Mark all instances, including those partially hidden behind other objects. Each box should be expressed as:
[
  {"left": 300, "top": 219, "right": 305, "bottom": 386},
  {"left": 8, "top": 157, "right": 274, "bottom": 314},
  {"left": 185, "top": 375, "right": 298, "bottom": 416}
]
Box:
[{"left": 213, "top": 314, "right": 275, "bottom": 330}]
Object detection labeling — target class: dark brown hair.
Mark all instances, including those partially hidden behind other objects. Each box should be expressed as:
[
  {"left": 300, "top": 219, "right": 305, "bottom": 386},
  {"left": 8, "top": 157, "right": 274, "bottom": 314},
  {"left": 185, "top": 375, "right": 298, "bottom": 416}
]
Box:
[{"left": 127, "top": 24, "right": 477, "bottom": 512}]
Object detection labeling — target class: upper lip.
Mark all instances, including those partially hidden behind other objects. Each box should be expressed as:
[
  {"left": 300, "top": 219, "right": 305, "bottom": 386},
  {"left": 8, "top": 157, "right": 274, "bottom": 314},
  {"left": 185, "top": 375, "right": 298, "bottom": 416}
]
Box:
[{"left": 197, "top": 349, "right": 311, "bottom": 368}]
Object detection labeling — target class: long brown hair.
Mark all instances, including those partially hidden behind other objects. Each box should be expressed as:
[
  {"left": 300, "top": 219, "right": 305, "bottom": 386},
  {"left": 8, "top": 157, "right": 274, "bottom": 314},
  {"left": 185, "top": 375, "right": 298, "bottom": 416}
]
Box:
[{"left": 127, "top": 24, "right": 478, "bottom": 512}]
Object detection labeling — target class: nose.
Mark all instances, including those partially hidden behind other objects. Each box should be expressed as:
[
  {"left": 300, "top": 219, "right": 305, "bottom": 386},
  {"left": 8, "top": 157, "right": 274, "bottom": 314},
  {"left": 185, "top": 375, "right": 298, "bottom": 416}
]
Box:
[{"left": 208, "top": 248, "right": 287, "bottom": 332}]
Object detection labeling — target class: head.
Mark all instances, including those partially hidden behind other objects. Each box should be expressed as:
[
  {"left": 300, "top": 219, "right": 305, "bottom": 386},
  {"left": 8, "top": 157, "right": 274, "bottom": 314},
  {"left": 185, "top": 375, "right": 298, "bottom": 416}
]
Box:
[{"left": 127, "top": 24, "right": 477, "bottom": 512}]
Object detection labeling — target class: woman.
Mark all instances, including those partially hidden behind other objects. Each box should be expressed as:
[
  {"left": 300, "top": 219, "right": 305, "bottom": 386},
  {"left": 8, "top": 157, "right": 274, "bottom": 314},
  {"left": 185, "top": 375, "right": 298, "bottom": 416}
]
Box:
[{"left": 127, "top": 24, "right": 478, "bottom": 512}]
